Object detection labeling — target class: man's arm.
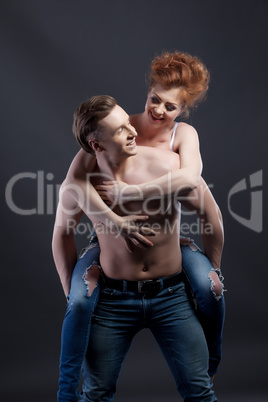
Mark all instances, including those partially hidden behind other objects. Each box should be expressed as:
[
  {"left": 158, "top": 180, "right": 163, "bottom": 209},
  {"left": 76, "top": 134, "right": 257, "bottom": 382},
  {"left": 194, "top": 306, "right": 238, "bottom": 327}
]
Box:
[
  {"left": 52, "top": 151, "right": 121, "bottom": 297},
  {"left": 52, "top": 182, "right": 84, "bottom": 297},
  {"left": 52, "top": 175, "right": 158, "bottom": 296},
  {"left": 179, "top": 177, "right": 224, "bottom": 269}
]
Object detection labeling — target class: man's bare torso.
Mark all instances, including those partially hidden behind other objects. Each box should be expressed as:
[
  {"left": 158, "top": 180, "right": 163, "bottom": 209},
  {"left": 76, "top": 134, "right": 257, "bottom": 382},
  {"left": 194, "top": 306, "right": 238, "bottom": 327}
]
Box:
[{"left": 87, "top": 146, "right": 183, "bottom": 280}]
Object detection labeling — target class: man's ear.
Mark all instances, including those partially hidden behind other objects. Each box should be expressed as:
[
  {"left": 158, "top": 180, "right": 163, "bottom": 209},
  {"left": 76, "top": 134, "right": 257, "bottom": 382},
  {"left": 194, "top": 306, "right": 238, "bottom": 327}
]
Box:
[{"left": 88, "top": 139, "right": 104, "bottom": 153}]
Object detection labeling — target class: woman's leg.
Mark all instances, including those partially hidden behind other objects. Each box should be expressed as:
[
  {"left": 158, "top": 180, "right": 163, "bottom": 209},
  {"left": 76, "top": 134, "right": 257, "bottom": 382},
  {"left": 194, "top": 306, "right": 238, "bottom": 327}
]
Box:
[
  {"left": 181, "top": 242, "right": 225, "bottom": 377},
  {"left": 57, "top": 236, "right": 101, "bottom": 402}
]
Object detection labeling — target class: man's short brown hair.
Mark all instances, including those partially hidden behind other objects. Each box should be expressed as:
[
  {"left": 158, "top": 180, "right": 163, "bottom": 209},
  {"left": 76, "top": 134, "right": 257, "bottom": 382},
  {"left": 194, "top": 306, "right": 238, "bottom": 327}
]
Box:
[{"left": 72, "top": 95, "right": 117, "bottom": 155}]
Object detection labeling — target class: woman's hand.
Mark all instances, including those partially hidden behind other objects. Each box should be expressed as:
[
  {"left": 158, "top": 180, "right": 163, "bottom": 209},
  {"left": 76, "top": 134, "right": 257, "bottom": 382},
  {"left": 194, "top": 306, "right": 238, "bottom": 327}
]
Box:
[
  {"left": 96, "top": 181, "right": 141, "bottom": 206},
  {"left": 111, "top": 214, "right": 157, "bottom": 252},
  {"left": 95, "top": 181, "right": 156, "bottom": 251}
]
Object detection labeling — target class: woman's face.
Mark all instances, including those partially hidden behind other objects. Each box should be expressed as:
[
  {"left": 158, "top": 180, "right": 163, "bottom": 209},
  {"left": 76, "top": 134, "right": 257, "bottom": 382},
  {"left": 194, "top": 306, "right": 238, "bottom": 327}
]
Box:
[{"left": 145, "top": 83, "right": 184, "bottom": 127}]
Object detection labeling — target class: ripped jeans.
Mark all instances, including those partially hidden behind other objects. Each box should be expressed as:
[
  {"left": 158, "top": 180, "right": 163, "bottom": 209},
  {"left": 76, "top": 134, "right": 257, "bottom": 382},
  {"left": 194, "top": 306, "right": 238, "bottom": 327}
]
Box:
[{"left": 57, "top": 236, "right": 225, "bottom": 402}]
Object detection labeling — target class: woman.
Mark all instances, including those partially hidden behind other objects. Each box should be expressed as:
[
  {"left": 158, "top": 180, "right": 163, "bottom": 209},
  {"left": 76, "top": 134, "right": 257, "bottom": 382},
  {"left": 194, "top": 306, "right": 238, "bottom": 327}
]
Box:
[{"left": 53, "top": 51, "right": 225, "bottom": 402}]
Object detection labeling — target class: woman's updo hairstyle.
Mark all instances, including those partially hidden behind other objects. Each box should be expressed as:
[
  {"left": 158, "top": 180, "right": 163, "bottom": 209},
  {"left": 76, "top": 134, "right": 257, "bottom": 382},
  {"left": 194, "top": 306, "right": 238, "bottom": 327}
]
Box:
[{"left": 148, "top": 51, "right": 210, "bottom": 117}]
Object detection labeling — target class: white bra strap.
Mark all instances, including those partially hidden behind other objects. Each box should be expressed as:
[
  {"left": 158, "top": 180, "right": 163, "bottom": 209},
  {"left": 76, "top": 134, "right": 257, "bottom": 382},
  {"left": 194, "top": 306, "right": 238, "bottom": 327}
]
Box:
[{"left": 170, "top": 122, "right": 178, "bottom": 151}]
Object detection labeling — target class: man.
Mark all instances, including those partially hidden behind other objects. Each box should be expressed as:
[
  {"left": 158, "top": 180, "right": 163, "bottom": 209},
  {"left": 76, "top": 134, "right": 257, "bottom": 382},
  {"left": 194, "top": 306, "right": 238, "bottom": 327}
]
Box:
[{"left": 53, "top": 95, "right": 218, "bottom": 401}]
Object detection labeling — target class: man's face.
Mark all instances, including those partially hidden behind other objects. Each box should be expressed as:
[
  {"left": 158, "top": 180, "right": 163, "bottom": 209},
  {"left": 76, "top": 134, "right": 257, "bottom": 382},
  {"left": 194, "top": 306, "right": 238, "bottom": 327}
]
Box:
[{"left": 98, "top": 105, "right": 138, "bottom": 159}]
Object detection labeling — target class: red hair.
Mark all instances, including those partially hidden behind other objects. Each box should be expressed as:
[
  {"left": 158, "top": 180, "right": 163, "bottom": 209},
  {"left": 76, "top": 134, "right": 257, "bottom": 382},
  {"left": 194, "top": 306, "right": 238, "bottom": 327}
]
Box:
[{"left": 148, "top": 51, "right": 210, "bottom": 116}]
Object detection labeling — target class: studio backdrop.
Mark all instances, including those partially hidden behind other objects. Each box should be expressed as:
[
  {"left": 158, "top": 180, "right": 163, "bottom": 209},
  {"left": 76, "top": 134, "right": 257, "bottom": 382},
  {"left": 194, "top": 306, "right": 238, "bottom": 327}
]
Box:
[{"left": 1, "top": 1, "right": 267, "bottom": 401}]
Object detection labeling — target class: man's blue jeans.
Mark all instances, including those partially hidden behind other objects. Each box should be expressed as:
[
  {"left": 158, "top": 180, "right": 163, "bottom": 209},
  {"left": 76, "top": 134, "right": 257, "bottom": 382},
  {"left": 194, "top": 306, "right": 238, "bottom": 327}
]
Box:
[
  {"left": 80, "top": 274, "right": 217, "bottom": 401},
  {"left": 57, "top": 238, "right": 224, "bottom": 401}
]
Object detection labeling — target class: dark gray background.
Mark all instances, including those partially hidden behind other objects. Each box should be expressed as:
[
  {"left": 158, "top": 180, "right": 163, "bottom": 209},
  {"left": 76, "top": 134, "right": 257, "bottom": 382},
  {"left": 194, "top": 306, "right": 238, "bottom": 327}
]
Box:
[{"left": 1, "top": 1, "right": 267, "bottom": 401}]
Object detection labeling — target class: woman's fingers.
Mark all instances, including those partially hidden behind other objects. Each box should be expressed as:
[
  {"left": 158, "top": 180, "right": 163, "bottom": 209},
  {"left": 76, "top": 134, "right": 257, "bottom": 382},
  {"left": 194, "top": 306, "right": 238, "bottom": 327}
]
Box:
[
  {"left": 95, "top": 181, "right": 116, "bottom": 190},
  {"left": 133, "top": 232, "right": 154, "bottom": 247},
  {"left": 130, "top": 216, "right": 156, "bottom": 236}
]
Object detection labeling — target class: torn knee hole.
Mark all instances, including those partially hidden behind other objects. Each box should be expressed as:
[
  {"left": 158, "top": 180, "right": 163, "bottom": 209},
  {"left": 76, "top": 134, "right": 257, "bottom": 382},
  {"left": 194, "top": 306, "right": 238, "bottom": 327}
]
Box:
[
  {"left": 83, "top": 265, "right": 100, "bottom": 297},
  {"left": 208, "top": 270, "right": 223, "bottom": 298},
  {"left": 187, "top": 243, "right": 199, "bottom": 251}
]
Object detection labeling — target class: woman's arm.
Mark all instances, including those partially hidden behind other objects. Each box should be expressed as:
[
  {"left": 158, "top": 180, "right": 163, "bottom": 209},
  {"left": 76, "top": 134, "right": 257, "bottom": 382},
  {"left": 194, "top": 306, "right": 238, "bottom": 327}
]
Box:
[
  {"left": 96, "top": 124, "right": 202, "bottom": 202},
  {"left": 141, "top": 124, "right": 202, "bottom": 195},
  {"left": 65, "top": 150, "right": 155, "bottom": 236}
]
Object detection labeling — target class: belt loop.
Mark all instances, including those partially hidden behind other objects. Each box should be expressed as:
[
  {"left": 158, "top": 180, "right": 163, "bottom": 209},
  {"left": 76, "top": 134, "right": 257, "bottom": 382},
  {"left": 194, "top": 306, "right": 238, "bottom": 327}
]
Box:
[
  {"left": 159, "top": 278, "right": 164, "bottom": 291},
  {"left": 122, "top": 280, "right": 127, "bottom": 292}
]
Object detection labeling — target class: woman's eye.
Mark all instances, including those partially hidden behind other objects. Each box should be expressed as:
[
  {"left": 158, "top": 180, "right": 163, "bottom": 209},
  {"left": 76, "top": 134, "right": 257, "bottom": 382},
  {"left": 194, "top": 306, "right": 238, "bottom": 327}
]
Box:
[
  {"left": 166, "top": 105, "right": 175, "bottom": 111},
  {"left": 118, "top": 127, "right": 123, "bottom": 133},
  {"left": 151, "top": 96, "right": 159, "bottom": 104}
]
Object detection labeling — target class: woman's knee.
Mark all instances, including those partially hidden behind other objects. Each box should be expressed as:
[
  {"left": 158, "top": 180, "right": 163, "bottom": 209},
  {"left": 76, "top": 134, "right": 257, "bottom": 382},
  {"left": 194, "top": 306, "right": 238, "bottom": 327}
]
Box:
[
  {"left": 181, "top": 244, "right": 224, "bottom": 300},
  {"left": 194, "top": 269, "right": 224, "bottom": 302},
  {"left": 82, "top": 265, "right": 101, "bottom": 297},
  {"left": 208, "top": 270, "right": 223, "bottom": 300},
  {"left": 68, "top": 265, "right": 100, "bottom": 310}
]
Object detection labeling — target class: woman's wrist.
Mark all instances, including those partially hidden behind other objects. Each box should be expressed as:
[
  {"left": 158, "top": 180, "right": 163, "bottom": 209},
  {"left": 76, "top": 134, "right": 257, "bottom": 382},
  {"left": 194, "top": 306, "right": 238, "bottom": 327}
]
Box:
[
  {"left": 120, "top": 184, "right": 143, "bottom": 203},
  {"left": 101, "top": 210, "right": 122, "bottom": 229}
]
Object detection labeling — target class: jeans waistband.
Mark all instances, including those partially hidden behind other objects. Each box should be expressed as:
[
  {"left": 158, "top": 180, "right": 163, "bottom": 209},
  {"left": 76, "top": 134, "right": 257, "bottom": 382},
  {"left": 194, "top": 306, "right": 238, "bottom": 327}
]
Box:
[{"left": 101, "top": 271, "right": 185, "bottom": 294}]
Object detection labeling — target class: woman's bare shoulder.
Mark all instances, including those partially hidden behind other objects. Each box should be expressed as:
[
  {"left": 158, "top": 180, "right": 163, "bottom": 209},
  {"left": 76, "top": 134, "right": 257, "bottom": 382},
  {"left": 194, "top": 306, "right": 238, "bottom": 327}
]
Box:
[
  {"left": 172, "top": 122, "right": 200, "bottom": 154},
  {"left": 175, "top": 122, "right": 198, "bottom": 140},
  {"left": 176, "top": 121, "right": 198, "bottom": 135}
]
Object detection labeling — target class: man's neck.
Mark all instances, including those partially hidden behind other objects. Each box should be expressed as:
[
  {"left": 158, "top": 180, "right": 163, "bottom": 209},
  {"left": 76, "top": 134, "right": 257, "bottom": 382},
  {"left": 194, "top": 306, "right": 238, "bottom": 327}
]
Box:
[{"left": 96, "top": 153, "right": 135, "bottom": 181}]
